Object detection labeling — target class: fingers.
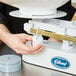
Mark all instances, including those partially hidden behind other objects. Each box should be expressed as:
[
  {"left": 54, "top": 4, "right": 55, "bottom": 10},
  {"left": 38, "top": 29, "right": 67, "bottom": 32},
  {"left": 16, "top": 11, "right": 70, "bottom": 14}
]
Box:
[
  {"left": 48, "top": 38, "right": 62, "bottom": 43},
  {"left": 19, "top": 34, "right": 33, "bottom": 41},
  {"left": 28, "top": 45, "right": 44, "bottom": 53},
  {"left": 15, "top": 44, "right": 44, "bottom": 55},
  {"left": 28, "top": 45, "right": 44, "bottom": 55},
  {"left": 15, "top": 46, "right": 44, "bottom": 55}
]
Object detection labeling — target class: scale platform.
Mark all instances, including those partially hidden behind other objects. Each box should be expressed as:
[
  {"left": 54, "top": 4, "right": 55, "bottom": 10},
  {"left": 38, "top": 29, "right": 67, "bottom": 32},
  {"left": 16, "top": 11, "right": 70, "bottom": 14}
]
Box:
[{"left": 9, "top": 10, "right": 67, "bottom": 19}]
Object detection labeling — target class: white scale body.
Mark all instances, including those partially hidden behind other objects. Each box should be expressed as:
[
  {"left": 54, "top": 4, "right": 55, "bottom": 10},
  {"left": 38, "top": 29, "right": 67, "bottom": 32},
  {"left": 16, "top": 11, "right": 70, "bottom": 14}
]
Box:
[{"left": 23, "top": 19, "right": 76, "bottom": 76}]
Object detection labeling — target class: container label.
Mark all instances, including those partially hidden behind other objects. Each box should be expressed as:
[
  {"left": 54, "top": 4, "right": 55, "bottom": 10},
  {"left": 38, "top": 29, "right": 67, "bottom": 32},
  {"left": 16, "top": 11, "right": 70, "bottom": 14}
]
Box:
[{"left": 51, "top": 56, "right": 70, "bottom": 69}]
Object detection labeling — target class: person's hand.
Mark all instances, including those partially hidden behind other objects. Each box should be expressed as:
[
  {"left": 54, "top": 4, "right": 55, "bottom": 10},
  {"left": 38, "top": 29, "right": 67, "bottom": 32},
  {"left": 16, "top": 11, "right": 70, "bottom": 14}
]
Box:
[
  {"left": 2, "top": 33, "right": 44, "bottom": 54},
  {"left": 48, "top": 38, "right": 62, "bottom": 43}
]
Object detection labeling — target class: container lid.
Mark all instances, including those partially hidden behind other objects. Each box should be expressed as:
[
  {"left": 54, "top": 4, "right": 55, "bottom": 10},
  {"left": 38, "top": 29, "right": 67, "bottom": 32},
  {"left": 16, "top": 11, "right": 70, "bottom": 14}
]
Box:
[{"left": 0, "top": 55, "right": 21, "bottom": 65}]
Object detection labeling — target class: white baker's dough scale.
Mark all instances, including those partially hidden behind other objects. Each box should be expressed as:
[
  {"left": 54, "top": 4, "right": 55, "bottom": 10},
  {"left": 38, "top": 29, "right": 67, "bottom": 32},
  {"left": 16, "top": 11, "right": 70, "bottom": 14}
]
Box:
[
  {"left": 9, "top": 0, "right": 76, "bottom": 75},
  {"left": 23, "top": 19, "right": 76, "bottom": 76}
]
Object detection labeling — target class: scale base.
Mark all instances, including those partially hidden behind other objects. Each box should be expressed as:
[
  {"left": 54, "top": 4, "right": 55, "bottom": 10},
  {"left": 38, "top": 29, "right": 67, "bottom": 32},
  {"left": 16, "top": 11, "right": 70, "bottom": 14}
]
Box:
[{"left": 22, "top": 40, "right": 76, "bottom": 75}]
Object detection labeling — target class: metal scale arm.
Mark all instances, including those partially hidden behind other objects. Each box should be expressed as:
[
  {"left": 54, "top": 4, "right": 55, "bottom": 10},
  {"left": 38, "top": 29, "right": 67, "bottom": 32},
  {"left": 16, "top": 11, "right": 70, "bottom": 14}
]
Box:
[{"left": 30, "top": 28, "right": 76, "bottom": 43}]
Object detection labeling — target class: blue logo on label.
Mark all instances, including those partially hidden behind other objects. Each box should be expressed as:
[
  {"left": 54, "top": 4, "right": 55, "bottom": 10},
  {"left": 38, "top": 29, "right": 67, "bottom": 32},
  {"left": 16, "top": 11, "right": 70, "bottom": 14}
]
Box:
[{"left": 51, "top": 56, "right": 70, "bottom": 69}]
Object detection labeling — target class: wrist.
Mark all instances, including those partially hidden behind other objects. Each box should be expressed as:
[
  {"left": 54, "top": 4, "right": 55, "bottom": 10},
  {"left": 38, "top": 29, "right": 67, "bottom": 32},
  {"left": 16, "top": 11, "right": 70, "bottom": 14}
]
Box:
[
  {"left": 0, "top": 30, "right": 12, "bottom": 43},
  {"left": 0, "top": 24, "right": 12, "bottom": 43}
]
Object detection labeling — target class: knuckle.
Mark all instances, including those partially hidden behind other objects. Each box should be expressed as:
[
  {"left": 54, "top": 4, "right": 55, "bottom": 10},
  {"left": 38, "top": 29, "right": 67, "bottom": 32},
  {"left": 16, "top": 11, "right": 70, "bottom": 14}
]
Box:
[
  {"left": 16, "top": 50, "right": 20, "bottom": 54},
  {"left": 14, "top": 46, "right": 19, "bottom": 50}
]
